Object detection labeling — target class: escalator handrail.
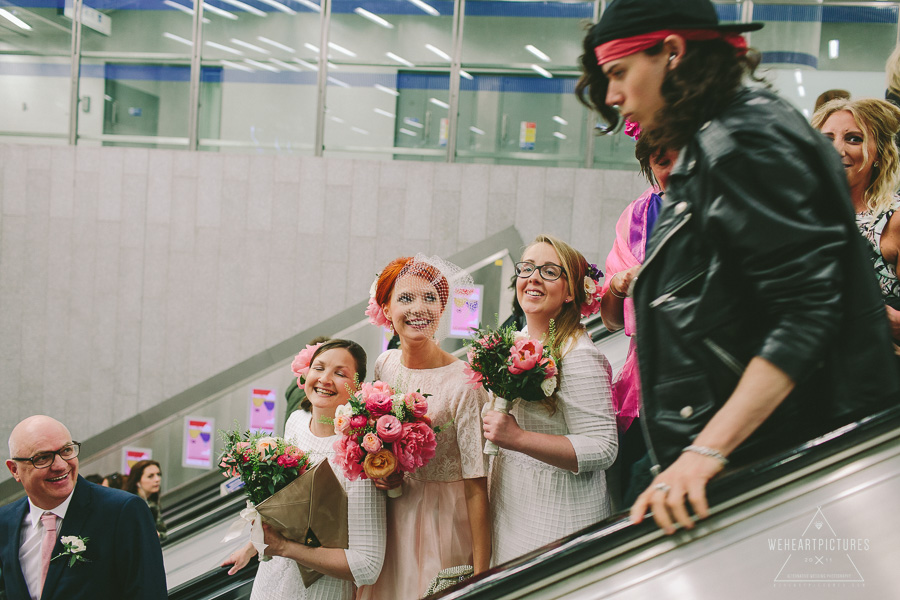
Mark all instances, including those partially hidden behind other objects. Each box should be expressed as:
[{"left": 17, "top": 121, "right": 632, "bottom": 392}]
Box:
[
  {"left": 429, "top": 404, "right": 900, "bottom": 599},
  {"left": 168, "top": 563, "right": 259, "bottom": 600}
]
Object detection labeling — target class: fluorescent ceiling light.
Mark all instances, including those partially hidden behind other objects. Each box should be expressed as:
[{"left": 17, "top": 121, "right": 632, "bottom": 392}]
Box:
[
  {"left": 374, "top": 108, "right": 395, "bottom": 118},
  {"left": 469, "top": 126, "right": 485, "bottom": 135},
  {"left": 375, "top": 84, "right": 400, "bottom": 96},
  {"left": 802, "top": 108, "right": 810, "bottom": 118},
  {"left": 218, "top": 0, "right": 266, "bottom": 17},
  {"left": 386, "top": 52, "right": 415, "bottom": 67},
  {"left": 0, "top": 8, "right": 32, "bottom": 30},
  {"left": 206, "top": 41, "right": 243, "bottom": 55},
  {"left": 525, "top": 44, "right": 550, "bottom": 62},
  {"left": 328, "top": 42, "right": 357, "bottom": 58},
  {"left": 304, "top": 43, "right": 320, "bottom": 53},
  {"left": 403, "top": 117, "right": 424, "bottom": 128},
  {"left": 293, "top": 0, "right": 320, "bottom": 12},
  {"left": 327, "top": 62, "right": 339, "bottom": 69},
  {"left": 351, "top": 127, "right": 369, "bottom": 135},
  {"left": 257, "top": 36, "right": 296, "bottom": 53},
  {"left": 164, "top": 0, "right": 209, "bottom": 22},
  {"left": 256, "top": 0, "right": 298, "bottom": 14},
  {"left": 793, "top": 69, "right": 802, "bottom": 84},
  {"left": 399, "top": 128, "right": 417, "bottom": 137},
  {"left": 270, "top": 58, "right": 302, "bottom": 71},
  {"left": 245, "top": 59, "right": 279, "bottom": 72},
  {"left": 408, "top": 0, "right": 439, "bottom": 16},
  {"left": 221, "top": 59, "right": 254, "bottom": 72},
  {"left": 797, "top": 85, "right": 806, "bottom": 98},
  {"left": 429, "top": 98, "right": 449, "bottom": 109},
  {"left": 552, "top": 116, "right": 568, "bottom": 126},
  {"left": 163, "top": 32, "right": 193, "bottom": 46},
  {"left": 553, "top": 132, "right": 567, "bottom": 140},
  {"left": 460, "top": 70, "right": 473, "bottom": 80},
  {"left": 231, "top": 38, "right": 270, "bottom": 54},
  {"left": 354, "top": 7, "right": 394, "bottom": 29},
  {"left": 425, "top": 43, "right": 451, "bottom": 61},
  {"left": 293, "top": 58, "right": 318, "bottom": 71},
  {"left": 202, "top": 2, "right": 238, "bottom": 20},
  {"left": 530, "top": 64, "right": 552, "bottom": 78},
  {"left": 828, "top": 39, "right": 839, "bottom": 59},
  {"left": 331, "top": 116, "right": 345, "bottom": 123},
  {"left": 328, "top": 76, "right": 351, "bottom": 88}
]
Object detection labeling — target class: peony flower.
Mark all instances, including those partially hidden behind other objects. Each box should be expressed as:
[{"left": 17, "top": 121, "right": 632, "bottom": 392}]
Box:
[
  {"left": 363, "top": 449, "right": 398, "bottom": 479},
  {"left": 541, "top": 375, "right": 557, "bottom": 397},
  {"left": 291, "top": 343, "right": 323, "bottom": 383},
  {"left": 235, "top": 441, "right": 250, "bottom": 452},
  {"left": 277, "top": 454, "right": 299, "bottom": 469},
  {"left": 350, "top": 415, "right": 368, "bottom": 430},
  {"left": 362, "top": 381, "right": 393, "bottom": 398},
  {"left": 624, "top": 119, "right": 642, "bottom": 140},
  {"left": 256, "top": 437, "right": 278, "bottom": 456},
  {"left": 333, "top": 436, "right": 365, "bottom": 480},
  {"left": 462, "top": 362, "right": 483, "bottom": 388},
  {"left": 361, "top": 432, "right": 383, "bottom": 453},
  {"left": 334, "top": 414, "right": 351, "bottom": 435},
  {"left": 393, "top": 422, "right": 437, "bottom": 473},
  {"left": 376, "top": 415, "right": 403, "bottom": 442},
  {"left": 508, "top": 339, "right": 544, "bottom": 375},
  {"left": 365, "top": 392, "right": 393, "bottom": 416},
  {"left": 365, "top": 297, "right": 390, "bottom": 328},
  {"left": 541, "top": 356, "right": 558, "bottom": 379},
  {"left": 581, "top": 296, "right": 601, "bottom": 318},
  {"left": 335, "top": 403, "right": 352, "bottom": 418},
  {"left": 403, "top": 392, "right": 428, "bottom": 418}
]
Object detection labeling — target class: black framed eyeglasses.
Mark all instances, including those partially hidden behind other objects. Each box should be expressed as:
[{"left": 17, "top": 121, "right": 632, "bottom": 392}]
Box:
[
  {"left": 515, "top": 261, "right": 565, "bottom": 281},
  {"left": 12, "top": 442, "right": 81, "bottom": 469}
]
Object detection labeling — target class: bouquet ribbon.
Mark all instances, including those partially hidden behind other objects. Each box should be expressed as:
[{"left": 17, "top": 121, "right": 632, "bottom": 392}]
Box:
[{"left": 221, "top": 500, "right": 270, "bottom": 561}]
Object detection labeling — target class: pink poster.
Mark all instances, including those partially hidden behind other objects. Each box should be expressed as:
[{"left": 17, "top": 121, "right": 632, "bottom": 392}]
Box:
[
  {"left": 449, "top": 285, "right": 483, "bottom": 338},
  {"left": 183, "top": 416, "right": 215, "bottom": 469},
  {"left": 121, "top": 447, "right": 152, "bottom": 475},
  {"left": 249, "top": 388, "right": 277, "bottom": 433}
]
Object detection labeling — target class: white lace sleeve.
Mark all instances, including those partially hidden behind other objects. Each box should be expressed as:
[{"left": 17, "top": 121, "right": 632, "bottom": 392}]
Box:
[
  {"left": 558, "top": 338, "right": 618, "bottom": 474},
  {"left": 455, "top": 385, "right": 490, "bottom": 479},
  {"left": 343, "top": 478, "right": 386, "bottom": 586}
]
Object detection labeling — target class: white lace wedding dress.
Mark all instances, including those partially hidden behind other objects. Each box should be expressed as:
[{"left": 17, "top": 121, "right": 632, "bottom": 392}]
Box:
[{"left": 249, "top": 411, "right": 386, "bottom": 600}]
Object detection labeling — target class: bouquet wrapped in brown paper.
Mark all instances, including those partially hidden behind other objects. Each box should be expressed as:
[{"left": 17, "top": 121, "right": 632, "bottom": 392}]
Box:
[{"left": 219, "top": 428, "right": 349, "bottom": 587}]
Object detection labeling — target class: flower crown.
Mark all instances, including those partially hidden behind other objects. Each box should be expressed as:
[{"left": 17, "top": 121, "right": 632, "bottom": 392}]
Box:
[
  {"left": 291, "top": 342, "right": 324, "bottom": 387},
  {"left": 365, "top": 273, "right": 391, "bottom": 328},
  {"left": 580, "top": 263, "right": 604, "bottom": 318}
]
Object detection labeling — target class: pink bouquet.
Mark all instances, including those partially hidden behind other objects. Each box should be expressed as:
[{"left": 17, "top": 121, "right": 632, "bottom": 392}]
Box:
[
  {"left": 463, "top": 324, "right": 558, "bottom": 454},
  {"left": 218, "top": 428, "right": 311, "bottom": 505},
  {"left": 332, "top": 381, "right": 440, "bottom": 498}
]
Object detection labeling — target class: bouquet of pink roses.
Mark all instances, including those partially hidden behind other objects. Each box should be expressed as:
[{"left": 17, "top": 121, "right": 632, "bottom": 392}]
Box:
[
  {"left": 463, "top": 323, "right": 558, "bottom": 454},
  {"left": 332, "top": 380, "right": 440, "bottom": 498},
  {"left": 219, "top": 428, "right": 311, "bottom": 505}
]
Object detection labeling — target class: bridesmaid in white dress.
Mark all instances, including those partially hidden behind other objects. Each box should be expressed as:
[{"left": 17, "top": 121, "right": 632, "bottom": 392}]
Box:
[
  {"left": 483, "top": 234, "right": 618, "bottom": 565},
  {"left": 356, "top": 255, "right": 491, "bottom": 600},
  {"left": 222, "top": 340, "right": 386, "bottom": 600}
]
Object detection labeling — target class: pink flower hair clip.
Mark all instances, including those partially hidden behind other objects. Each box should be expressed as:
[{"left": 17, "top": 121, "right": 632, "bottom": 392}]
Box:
[
  {"left": 580, "top": 263, "right": 604, "bottom": 318},
  {"left": 365, "top": 273, "right": 391, "bottom": 329},
  {"left": 624, "top": 119, "right": 641, "bottom": 141},
  {"left": 291, "top": 342, "right": 324, "bottom": 388}
]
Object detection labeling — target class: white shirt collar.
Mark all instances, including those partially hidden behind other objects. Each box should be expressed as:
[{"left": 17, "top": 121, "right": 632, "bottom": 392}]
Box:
[{"left": 26, "top": 487, "right": 75, "bottom": 530}]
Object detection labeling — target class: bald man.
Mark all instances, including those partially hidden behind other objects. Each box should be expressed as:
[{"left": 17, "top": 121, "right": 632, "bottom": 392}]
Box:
[{"left": 1, "top": 416, "right": 167, "bottom": 600}]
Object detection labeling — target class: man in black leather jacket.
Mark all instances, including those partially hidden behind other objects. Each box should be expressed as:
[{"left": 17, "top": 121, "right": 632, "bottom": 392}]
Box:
[{"left": 578, "top": 0, "right": 900, "bottom": 534}]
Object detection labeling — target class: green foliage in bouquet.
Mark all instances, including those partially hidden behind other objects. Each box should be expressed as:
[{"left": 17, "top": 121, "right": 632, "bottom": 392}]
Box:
[{"left": 219, "top": 426, "right": 311, "bottom": 505}]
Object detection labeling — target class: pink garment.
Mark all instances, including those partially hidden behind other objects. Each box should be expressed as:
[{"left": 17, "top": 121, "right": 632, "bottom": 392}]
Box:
[
  {"left": 356, "top": 478, "right": 472, "bottom": 600},
  {"left": 601, "top": 187, "right": 660, "bottom": 433},
  {"left": 39, "top": 512, "right": 57, "bottom": 593}
]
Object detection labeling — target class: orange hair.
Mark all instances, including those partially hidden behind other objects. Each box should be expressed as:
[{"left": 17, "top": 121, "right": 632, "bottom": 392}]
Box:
[{"left": 375, "top": 257, "right": 450, "bottom": 309}]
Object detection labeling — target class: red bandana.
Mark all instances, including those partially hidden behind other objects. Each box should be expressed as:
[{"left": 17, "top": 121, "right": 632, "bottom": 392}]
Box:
[{"left": 594, "top": 29, "right": 748, "bottom": 65}]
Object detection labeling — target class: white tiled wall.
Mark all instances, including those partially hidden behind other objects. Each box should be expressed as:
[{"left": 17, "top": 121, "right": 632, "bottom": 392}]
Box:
[{"left": 0, "top": 143, "right": 645, "bottom": 454}]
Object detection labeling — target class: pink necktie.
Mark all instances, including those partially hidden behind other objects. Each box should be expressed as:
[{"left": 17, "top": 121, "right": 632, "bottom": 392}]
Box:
[{"left": 39, "top": 512, "right": 58, "bottom": 593}]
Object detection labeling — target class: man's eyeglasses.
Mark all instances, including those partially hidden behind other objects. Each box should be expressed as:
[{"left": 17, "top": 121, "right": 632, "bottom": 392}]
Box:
[
  {"left": 515, "top": 261, "right": 565, "bottom": 281},
  {"left": 12, "top": 442, "right": 81, "bottom": 469}
]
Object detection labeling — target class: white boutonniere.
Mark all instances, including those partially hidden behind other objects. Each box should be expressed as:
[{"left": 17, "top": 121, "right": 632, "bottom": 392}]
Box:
[{"left": 52, "top": 535, "right": 90, "bottom": 568}]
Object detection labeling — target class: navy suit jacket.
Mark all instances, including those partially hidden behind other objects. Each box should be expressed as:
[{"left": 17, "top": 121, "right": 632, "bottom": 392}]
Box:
[{"left": 0, "top": 476, "right": 167, "bottom": 600}]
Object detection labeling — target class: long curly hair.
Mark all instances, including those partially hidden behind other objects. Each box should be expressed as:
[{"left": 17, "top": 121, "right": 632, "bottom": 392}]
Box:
[
  {"left": 811, "top": 98, "right": 900, "bottom": 215},
  {"left": 576, "top": 33, "right": 762, "bottom": 152}
]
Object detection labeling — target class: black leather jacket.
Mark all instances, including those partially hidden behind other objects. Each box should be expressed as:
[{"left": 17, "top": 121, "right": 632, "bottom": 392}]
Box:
[{"left": 634, "top": 87, "right": 900, "bottom": 471}]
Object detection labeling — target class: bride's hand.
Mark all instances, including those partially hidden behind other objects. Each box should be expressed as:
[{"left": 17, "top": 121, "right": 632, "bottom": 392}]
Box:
[
  {"left": 262, "top": 524, "right": 290, "bottom": 557},
  {"left": 221, "top": 541, "right": 256, "bottom": 575},
  {"left": 373, "top": 471, "right": 404, "bottom": 491}
]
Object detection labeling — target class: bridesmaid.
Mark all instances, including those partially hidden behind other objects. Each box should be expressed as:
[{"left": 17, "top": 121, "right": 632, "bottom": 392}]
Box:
[
  {"left": 222, "top": 340, "right": 386, "bottom": 600},
  {"left": 483, "top": 234, "right": 618, "bottom": 565},
  {"left": 357, "top": 255, "right": 491, "bottom": 600}
]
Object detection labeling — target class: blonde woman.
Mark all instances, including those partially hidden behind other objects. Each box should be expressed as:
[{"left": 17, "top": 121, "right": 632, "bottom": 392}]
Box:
[{"left": 483, "top": 234, "right": 617, "bottom": 565}]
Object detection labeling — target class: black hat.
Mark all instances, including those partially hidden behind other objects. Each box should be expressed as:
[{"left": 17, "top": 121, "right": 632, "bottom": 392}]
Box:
[{"left": 594, "top": 0, "right": 763, "bottom": 47}]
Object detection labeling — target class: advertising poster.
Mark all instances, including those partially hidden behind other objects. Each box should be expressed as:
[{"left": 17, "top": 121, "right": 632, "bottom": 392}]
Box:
[
  {"left": 183, "top": 416, "right": 215, "bottom": 469},
  {"left": 122, "top": 447, "right": 152, "bottom": 475},
  {"left": 249, "top": 388, "right": 277, "bottom": 434},
  {"left": 449, "top": 285, "right": 483, "bottom": 338},
  {"left": 519, "top": 121, "right": 536, "bottom": 150},
  {"left": 439, "top": 118, "right": 449, "bottom": 147}
]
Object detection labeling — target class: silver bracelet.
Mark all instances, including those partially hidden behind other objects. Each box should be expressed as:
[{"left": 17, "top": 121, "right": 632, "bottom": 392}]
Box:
[{"left": 682, "top": 445, "right": 729, "bottom": 466}]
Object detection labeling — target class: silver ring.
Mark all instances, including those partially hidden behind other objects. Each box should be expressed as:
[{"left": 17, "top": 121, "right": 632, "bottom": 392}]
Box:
[{"left": 654, "top": 483, "right": 671, "bottom": 494}]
